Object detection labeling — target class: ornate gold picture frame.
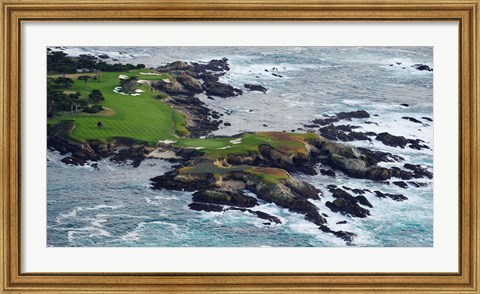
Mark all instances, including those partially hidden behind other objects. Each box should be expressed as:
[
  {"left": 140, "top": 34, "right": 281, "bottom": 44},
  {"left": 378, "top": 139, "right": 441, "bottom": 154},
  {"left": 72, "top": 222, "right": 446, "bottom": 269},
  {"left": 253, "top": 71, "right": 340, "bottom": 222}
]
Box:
[{"left": 1, "top": 0, "right": 478, "bottom": 292}]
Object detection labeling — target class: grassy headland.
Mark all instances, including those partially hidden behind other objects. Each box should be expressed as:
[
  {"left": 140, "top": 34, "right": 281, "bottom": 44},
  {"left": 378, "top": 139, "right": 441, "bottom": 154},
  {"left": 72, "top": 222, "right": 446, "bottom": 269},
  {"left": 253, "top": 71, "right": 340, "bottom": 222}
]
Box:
[{"left": 48, "top": 69, "right": 188, "bottom": 144}]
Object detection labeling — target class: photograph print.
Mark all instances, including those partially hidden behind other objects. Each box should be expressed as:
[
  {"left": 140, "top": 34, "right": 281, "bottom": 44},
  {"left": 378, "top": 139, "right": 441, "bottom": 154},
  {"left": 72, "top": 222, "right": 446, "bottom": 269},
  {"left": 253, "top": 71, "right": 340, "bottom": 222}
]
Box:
[{"left": 46, "top": 46, "right": 433, "bottom": 247}]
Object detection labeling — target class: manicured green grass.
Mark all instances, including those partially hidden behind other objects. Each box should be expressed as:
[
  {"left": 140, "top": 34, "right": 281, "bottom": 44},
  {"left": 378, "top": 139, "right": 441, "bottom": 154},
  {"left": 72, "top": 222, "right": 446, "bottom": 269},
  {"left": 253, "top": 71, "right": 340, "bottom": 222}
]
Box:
[
  {"left": 48, "top": 71, "right": 184, "bottom": 145},
  {"left": 175, "top": 132, "right": 319, "bottom": 159},
  {"left": 246, "top": 167, "right": 290, "bottom": 185}
]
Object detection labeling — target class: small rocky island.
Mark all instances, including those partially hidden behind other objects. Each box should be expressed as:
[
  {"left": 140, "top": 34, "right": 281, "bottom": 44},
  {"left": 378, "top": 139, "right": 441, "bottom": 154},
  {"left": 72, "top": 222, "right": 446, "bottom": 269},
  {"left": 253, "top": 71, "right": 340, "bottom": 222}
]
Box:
[{"left": 47, "top": 55, "right": 433, "bottom": 245}]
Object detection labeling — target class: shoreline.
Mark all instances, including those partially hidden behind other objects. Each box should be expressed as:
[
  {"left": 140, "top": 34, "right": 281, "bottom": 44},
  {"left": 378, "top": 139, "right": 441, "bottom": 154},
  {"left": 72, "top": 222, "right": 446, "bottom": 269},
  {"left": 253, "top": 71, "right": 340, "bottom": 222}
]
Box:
[{"left": 47, "top": 50, "right": 433, "bottom": 246}]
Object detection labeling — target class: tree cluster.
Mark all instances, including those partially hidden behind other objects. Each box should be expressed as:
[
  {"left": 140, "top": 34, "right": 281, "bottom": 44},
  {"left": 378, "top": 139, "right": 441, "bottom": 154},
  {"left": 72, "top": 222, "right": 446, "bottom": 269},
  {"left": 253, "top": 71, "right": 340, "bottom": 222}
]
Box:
[
  {"left": 47, "top": 76, "right": 105, "bottom": 117},
  {"left": 47, "top": 50, "right": 145, "bottom": 74}
]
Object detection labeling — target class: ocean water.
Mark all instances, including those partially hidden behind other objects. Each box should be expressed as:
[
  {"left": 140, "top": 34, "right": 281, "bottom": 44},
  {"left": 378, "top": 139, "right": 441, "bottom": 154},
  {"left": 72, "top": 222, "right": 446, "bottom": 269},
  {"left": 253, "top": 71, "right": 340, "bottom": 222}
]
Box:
[{"left": 48, "top": 46, "right": 433, "bottom": 247}]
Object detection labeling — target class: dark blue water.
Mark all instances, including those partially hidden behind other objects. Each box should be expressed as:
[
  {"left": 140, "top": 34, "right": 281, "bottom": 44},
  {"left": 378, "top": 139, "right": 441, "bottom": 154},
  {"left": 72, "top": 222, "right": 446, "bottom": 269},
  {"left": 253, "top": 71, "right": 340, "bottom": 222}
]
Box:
[{"left": 48, "top": 47, "right": 433, "bottom": 247}]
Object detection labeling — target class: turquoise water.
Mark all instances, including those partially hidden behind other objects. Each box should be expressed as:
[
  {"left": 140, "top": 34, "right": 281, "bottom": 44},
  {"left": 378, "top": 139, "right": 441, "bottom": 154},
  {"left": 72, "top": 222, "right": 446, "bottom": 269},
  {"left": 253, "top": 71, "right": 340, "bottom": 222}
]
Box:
[{"left": 48, "top": 47, "right": 433, "bottom": 247}]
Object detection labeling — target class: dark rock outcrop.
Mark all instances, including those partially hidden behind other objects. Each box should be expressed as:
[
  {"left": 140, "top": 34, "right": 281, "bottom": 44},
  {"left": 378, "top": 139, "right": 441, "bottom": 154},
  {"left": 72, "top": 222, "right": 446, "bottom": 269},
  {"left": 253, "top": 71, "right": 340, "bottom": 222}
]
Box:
[
  {"left": 61, "top": 156, "right": 86, "bottom": 166},
  {"left": 403, "top": 164, "right": 433, "bottom": 179},
  {"left": 390, "top": 167, "right": 414, "bottom": 180},
  {"left": 244, "top": 84, "right": 268, "bottom": 93},
  {"left": 192, "top": 190, "right": 258, "bottom": 208},
  {"left": 402, "top": 116, "right": 422, "bottom": 124},
  {"left": 165, "top": 95, "right": 220, "bottom": 137},
  {"left": 228, "top": 207, "right": 282, "bottom": 224},
  {"left": 320, "top": 169, "right": 336, "bottom": 177},
  {"left": 110, "top": 147, "right": 147, "bottom": 167},
  {"left": 349, "top": 131, "right": 371, "bottom": 141},
  {"left": 342, "top": 186, "right": 367, "bottom": 195},
  {"left": 189, "top": 202, "right": 224, "bottom": 212},
  {"left": 221, "top": 171, "right": 327, "bottom": 226},
  {"left": 176, "top": 74, "right": 204, "bottom": 93},
  {"left": 192, "top": 58, "right": 230, "bottom": 72},
  {"left": 357, "top": 148, "right": 403, "bottom": 165},
  {"left": 150, "top": 172, "right": 216, "bottom": 191},
  {"left": 336, "top": 125, "right": 360, "bottom": 132},
  {"left": 152, "top": 79, "right": 194, "bottom": 96},
  {"left": 319, "top": 124, "right": 340, "bottom": 140},
  {"left": 374, "top": 191, "right": 408, "bottom": 201},
  {"left": 203, "top": 81, "right": 243, "bottom": 98},
  {"left": 412, "top": 64, "right": 433, "bottom": 72},
  {"left": 312, "top": 117, "right": 339, "bottom": 126},
  {"left": 319, "top": 225, "right": 356, "bottom": 243},
  {"left": 376, "top": 132, "right": 408, "bottom": 148},
  {"left": 393, "top": 181, "right": 408, "bottom": 189},
  {"left": 336, "top": 110, "right": 370, "bottom": 120},
  {"left": 257, "top": 144, "right": 317, "bottom": 175},
  {"left": 312, "top": 110, "right": 370, "bottom": 126},
  {"left": 325, "top": 188, "right": 371, "bottom": 218},
  {"left": 408, "top": 181, "right": 429, "bottom": 188},
  {"left": 48, "top": 121, "right": 101, "bottom": 161}
]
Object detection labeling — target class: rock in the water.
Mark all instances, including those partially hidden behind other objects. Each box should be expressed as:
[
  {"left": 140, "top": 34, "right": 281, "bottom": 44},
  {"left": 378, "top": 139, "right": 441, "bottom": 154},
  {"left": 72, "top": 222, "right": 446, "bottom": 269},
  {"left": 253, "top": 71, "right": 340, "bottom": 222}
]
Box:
[
  {"left": 320, "top": 169, "right": 336, "bottom": 177},
  {"left": 189, "top": 202, "right": 224, "bottom": 212},
  {"left": 376, "top": 132, "right": 408, "bottom": 148},
  {"left": 406, "top": 139, "right": 430, "bottom": 150},
  {"left": 192, "top": 190, "right": 258, "bottom": 208},
  {"left": 403, "top": 164, "right": 433, "bottom": 179},
  {"left": 110, "top": 147, "right": 146, "bottom": 167},
  {"left": 336, "top": 110, "right": 370, "bottom": 119},
  {"left": 408, "top": 181, "right": 428, "bottom": 188},
  {"left": 402, "top": 116, "right": 422, "bottom": 124},
  {"left": 365, "top": 166, "right": 392, "bottom": 181},
  {"left": 203, "top": 81, "right": 243, "bottom": 98},
  {"left": 325, "top": 188, "right": 371, "bottom": 218},
  {"left": 357, "top": 147, "right": 403, "bottom": 165},
  {"left": 342, "top": 186, "right": 366, "bottom": 195},
  {"left": 244, "top": 84, "right": 268, "bottom": 93},
  {"left": 151, "top": 172, "right": 216, "bottom": 191},
  {"left": 252, "top": 210, "right": 282, "bottom": 224},
  {"left": 393, "top": 181, "right": 409, "bottom": 189},
  {"left": 284, "top": 177, "right": 321, "bottom": 200},
  {"left": 319, "top": 225, "right": 356, "bottom": 243},
  {"left": 390, "top": 167, "right": 414, "bottom": 180},
  {"left": 61, "top": 156, "right": 86, "bottom": 166},
  {"left": 227, "top": 207, "right": 282, "bottom": 224},
  {"left": 336, "top": 125, "right": 360, "bottom": 132},
  {"left": 400, "top": 103, "right": 409, "bottom": 107},
  {"left": 319, "top": 124, "right": 339, "bottom": 140},
  {"left": 349, "top": 131, "right": 371, "bottom": 141},
  {"left": 374, "top": 191, "right": 408, "bottom": 201},
  {"left": 312, "top": 117, "right": 339, "bottom": 126},
  {"left": 412, "top": 64, "right": 433, "bottom": 71}
]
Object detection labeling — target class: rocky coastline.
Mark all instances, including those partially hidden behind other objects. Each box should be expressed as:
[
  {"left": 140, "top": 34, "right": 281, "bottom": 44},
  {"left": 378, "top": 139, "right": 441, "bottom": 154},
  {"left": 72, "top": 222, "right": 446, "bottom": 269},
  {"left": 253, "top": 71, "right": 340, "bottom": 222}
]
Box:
[{"left": 48, "top": 57, "right": 433, "bottom": 245}]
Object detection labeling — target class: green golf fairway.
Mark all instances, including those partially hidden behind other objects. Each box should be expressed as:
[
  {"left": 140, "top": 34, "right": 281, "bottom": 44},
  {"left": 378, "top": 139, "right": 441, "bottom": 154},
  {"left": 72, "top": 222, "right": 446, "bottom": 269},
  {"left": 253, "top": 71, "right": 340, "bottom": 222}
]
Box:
[{"left": 48, "top": 70, "right": 187, "bottom": 144}]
